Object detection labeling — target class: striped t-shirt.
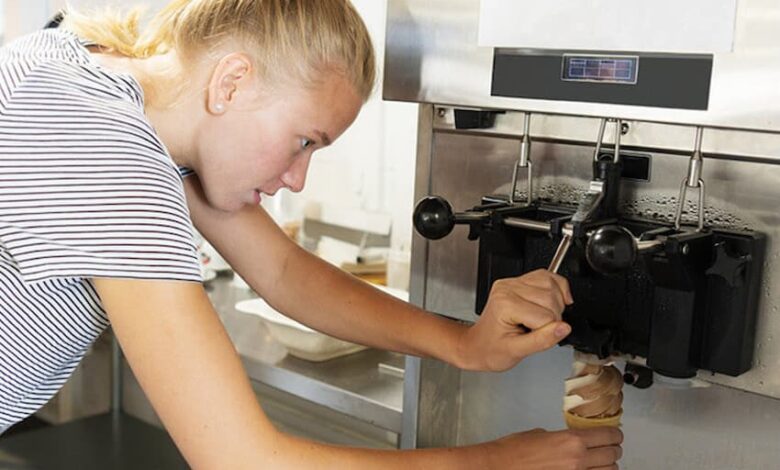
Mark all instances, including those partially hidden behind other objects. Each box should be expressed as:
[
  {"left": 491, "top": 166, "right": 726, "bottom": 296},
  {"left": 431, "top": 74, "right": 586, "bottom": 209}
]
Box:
[{"left": 0, "top": 29, "right": 202, "bottom": 433}]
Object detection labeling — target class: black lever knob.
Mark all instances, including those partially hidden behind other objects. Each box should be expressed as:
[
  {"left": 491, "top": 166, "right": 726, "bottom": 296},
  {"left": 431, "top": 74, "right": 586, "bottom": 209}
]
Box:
[
  {"left": 586, "top": 225, "right": 638, "bottom": 275},
  {"left": 413, "top": 196, "right": 456, "bottom": 240}
]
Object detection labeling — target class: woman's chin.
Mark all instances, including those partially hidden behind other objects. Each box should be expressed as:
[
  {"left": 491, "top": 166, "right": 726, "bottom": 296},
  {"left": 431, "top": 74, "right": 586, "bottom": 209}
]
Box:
[
  {"left": 201, "top": 185, "right": 257, "bottom": 212},
  {"left": 206, "top": 194, "right": 244, "bottom": 213}
]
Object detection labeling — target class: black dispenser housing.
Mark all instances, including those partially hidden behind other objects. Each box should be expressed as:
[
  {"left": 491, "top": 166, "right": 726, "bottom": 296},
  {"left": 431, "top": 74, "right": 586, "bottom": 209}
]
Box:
[{"left": 415, "top": 154, "right": 766, "bottom": 379}]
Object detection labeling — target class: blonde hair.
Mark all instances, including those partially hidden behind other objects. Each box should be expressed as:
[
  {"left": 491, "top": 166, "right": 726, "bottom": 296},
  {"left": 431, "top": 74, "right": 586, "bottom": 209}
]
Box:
[{"left": 62, "top": 0, "right": 376, "bottom": 101}]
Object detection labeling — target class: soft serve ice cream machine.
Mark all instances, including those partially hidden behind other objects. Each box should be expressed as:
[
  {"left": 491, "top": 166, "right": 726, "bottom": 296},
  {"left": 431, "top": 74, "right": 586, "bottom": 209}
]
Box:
[
  {"left": 386, "top": 0, "right": 780, "bottom": 465},
  {"left": 413, "top": 117, "right": 764, "bottom": 381}
]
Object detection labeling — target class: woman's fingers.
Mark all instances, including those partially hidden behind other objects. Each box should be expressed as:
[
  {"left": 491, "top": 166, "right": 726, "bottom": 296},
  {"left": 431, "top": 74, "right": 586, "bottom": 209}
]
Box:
[
  {"left": 517, "top": 269, "right": 574, "bottom": 305},
  {"left": 585, "top": 446, "right": 623, "bottom": 468},
  {"left": 509, "top": 321, "right": 572, "bottom": 357},
  {"left": 491, "top": 277, "right": 567, "bottom": 325},
  {"left": 574, "top": 426, "right": 624, "bottom": 449}
]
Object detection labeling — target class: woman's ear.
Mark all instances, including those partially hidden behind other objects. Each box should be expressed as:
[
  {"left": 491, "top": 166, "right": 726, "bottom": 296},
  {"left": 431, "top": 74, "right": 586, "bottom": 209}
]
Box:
[{"left": 206, "top": 52, "right": 253, "bottom": 115}]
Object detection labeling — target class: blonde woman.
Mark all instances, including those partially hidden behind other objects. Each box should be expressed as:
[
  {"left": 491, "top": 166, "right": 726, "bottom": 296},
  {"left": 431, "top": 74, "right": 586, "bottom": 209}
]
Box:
[{"left": 0, "top": 1, "right": 622, "bottom": 468}]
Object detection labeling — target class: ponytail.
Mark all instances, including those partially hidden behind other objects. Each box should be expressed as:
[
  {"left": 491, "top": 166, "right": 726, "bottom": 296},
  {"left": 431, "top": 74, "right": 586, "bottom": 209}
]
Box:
[{"left": 63, "top": 0, "right": 192, "bottom": 59}]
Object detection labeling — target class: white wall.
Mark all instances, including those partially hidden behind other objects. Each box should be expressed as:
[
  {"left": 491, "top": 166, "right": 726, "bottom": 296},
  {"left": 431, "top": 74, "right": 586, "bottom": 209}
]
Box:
[
  {"left": 3, "top": 0, "right": 50, "bottom": 41},
  {"left": 284, "top": 0, "right": 418, "bottom": 252},
  {"left": 3, "top": 0, "right": 419, "bottom": 253}
]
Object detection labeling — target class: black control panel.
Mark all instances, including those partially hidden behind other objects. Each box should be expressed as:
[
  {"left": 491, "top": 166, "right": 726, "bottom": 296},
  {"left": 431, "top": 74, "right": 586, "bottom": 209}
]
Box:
[
  {"left": 491, "top": 49, "right": 713, "bottom": 110},
  {"left": 562, "top": 55, "right": 639, "bottom": 84}
]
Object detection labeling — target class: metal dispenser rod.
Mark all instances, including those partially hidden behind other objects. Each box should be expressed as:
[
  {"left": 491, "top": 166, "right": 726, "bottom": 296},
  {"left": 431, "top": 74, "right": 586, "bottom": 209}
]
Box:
[
  {"left": 592, "top": 118, "right": 623, "bottom": 163},
  {"left": 687, "top": 126, "right": 704, "bottom": 187},
  {"left": 510, "top": 112, "right": 533, "bottom": 205},
  {"left": 593, "top": 118, "right": 607, "bottom": 161},
  {"left": 674, "top": 127, "right": 706, "bottom": 231}
]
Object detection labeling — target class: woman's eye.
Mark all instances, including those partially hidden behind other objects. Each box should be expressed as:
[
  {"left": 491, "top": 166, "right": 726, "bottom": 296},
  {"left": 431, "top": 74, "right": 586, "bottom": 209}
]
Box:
[{"left": 300, "top": 138, "right": 313, "bottom": 150}]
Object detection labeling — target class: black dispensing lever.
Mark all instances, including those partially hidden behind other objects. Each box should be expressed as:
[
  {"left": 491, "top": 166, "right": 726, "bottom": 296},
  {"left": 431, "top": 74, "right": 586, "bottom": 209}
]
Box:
[
  {"left": 414, "top": 195, "right": 552, "bottom": 242},
  {"left": 412, "top": 196, "right": 490, "bottom": 240},
  {"left": 548, "top": 118, "right": 624, "bottom": 273},
  {"left": 414, "top": 196, "right": 665, "bottom": 275}
]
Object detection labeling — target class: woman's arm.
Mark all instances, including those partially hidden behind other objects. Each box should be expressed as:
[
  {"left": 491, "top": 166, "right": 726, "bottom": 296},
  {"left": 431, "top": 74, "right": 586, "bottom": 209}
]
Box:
[
  {"left": 95, "top": 278, "right": 279, "bottom": 467},
  {"left": 93, "top": 277, "right": 453, "bottom": 468},
  {"left": 94, "top": 278, "right": 622, "bottom": 469},
  {"left": 185, "top": 177, "right": 572, "bottom": 372}
]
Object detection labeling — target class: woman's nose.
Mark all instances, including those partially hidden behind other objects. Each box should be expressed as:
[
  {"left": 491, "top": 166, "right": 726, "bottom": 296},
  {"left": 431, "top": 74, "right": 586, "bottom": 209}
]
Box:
[{"left": 281, "top": 154, "right": 312, "bottom": 193}]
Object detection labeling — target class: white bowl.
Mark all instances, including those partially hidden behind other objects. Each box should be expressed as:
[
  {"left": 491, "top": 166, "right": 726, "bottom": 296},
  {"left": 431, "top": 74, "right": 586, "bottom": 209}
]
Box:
[{"left": 235, "top": 286, "right": 408, "bottom": 362}]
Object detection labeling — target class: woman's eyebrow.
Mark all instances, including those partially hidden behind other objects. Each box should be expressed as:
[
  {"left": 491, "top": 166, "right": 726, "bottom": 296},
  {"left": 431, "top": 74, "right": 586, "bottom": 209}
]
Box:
[{"left": 315, "top": 130, "right": 332, "bottom": 145}]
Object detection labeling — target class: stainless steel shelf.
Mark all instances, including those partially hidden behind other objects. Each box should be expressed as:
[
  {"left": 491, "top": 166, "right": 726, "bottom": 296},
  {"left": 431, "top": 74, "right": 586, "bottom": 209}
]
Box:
[{"left": 206, "top": 275, "right": 404, "bottom": 433}]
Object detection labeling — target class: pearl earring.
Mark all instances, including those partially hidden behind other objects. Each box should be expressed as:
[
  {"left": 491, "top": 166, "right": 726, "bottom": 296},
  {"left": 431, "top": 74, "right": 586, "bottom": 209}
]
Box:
[{"left": 215, "top": 103, "right": 225, "bottom": 112}]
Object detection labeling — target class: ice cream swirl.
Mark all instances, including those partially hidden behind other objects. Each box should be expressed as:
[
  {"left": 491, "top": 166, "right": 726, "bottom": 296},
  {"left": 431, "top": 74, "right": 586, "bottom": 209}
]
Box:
[{"left": 564, "top": 362, "right": 623, "bottom": 419}]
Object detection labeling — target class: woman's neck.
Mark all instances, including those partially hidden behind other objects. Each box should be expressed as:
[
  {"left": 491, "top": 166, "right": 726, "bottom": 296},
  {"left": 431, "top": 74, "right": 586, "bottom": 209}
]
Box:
[{"left": 90, "top": 50, "right": 202, "bottom": 169}]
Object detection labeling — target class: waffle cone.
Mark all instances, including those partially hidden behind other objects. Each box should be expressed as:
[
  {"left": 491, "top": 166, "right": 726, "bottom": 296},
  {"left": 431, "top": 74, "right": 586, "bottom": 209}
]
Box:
[{"left": 564, "top": 409, "right": 622, "bottom": 429}]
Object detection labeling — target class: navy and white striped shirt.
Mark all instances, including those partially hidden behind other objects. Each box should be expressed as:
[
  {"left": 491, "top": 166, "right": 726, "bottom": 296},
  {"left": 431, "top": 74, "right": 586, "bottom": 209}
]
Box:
[{"left": 0, "top": 29, "right": 202, "bottom": 433}]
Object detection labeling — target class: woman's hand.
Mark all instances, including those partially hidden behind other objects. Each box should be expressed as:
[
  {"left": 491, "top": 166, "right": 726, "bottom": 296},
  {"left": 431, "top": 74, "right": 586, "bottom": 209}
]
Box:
[
  {"left": 480, "top": 426, "right": 624, "bottom": 470},
  {"left": 94, "top": 276, "right": 617, "bottom": 469},
  {"left": 456, "top": 269, "right": 574, "bottom": 371}
]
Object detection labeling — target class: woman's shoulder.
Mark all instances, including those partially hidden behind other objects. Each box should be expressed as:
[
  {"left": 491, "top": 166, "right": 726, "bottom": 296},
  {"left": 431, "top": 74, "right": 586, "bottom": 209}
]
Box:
[
  {"left": 2, "top": 29, "right": 144, "bottom": 112},
  {"left": 1, "top": 31, "right": 174, "bottom": 169},
  {"left": 13, "top": 32, "right": 142, "bottom": 101},
  {"left": 1, "top": 29, "right": 84, "bottom": 63}
]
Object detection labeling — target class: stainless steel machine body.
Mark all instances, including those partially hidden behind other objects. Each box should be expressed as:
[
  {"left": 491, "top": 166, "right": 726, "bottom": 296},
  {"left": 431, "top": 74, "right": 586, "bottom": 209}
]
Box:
[{"left": 386, "top": 1, "right": 780, "bottom": 467}]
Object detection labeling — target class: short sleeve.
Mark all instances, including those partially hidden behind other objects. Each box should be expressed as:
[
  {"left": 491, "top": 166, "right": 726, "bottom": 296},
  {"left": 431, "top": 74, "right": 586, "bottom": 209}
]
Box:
[
  {"left": 178, "top": 166, "right": 196, "bottom": 179},
  {"left": 0, "top": 57, "right": 202, "bottom": 284}
]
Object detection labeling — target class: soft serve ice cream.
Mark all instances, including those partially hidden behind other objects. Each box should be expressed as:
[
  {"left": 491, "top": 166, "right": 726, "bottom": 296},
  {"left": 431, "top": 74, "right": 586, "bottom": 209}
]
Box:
[{"left": 563, "top": 357, "right": 623, "bottom": 428}]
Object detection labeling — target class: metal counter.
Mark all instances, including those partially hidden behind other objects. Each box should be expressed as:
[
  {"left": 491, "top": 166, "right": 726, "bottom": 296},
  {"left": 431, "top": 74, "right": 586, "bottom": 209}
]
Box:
[{"left": 205, "top": 274, "right": 405, "bottom": 434}]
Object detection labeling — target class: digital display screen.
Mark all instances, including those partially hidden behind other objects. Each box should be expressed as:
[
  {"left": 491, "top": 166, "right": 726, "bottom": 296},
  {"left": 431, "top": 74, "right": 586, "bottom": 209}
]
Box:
[{"left": 562, "top": 55, "right": 638, "bottom": 84}]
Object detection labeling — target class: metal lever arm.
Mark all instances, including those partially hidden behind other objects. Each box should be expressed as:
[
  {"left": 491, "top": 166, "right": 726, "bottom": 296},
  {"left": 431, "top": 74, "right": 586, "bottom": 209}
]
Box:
[
  {"left": 548, "top": 233, "right": 573, "bottom": 273},
  {"left": 548, "top": 187, "right": 605, "bottom": 274}
]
